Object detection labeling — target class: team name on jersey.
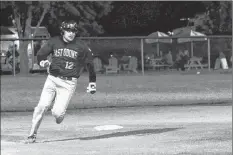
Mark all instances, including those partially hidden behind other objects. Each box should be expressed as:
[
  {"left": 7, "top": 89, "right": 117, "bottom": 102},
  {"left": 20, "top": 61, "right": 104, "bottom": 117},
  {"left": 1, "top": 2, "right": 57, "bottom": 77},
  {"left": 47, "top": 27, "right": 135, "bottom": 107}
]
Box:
[{"left": 54, "top": 48, "right": 78, "bottom": 59}]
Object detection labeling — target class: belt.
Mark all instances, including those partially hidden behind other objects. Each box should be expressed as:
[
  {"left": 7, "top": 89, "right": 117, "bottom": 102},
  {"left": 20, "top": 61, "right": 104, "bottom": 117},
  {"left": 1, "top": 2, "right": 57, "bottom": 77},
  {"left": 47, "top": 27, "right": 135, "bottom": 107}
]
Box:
[{"left": 53, "top": 75, "right": 73, "bottom": 81}]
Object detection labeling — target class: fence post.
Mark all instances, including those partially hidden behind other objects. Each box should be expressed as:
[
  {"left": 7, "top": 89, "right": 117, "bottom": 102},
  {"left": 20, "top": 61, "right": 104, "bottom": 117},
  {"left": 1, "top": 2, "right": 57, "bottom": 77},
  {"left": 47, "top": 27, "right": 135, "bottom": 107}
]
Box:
[
  {"left": 207, "top": 38, "right": 211, "bottom": 71},
  {"left": 13, "top": 41, "right": 16, "bottom": 76},
  {"left": 31, "top": 34, "right": 34, "bottom": 70},
  {"left": 191, "top": 41, "right": 194, "bottom": 57},
  {"left": 140, "top": 39, "right": 144, "bottom": 76}
]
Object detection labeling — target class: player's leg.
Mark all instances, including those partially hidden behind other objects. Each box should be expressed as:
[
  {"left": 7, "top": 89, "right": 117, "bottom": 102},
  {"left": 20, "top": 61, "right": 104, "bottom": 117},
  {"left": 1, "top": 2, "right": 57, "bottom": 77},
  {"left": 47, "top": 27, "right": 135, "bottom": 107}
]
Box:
[
  {"left": 51, "top": 78, "right": 77, "bottom": 124},
  {"left": 27, "top": 75, "right": 56, "bottom": 143}
]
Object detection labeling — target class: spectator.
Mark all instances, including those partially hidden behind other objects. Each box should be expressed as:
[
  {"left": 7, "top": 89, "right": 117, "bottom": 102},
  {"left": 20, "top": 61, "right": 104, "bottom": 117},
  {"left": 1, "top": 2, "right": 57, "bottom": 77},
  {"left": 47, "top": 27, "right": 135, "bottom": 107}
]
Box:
[
  {"left": 163, "top": 51, "right": 173, "bottom": 65},
  {"left": 214, "top": 51, "right": 229, "bottom": 70},
  {"left": 5, "top": 44, "right": 19, "bottom": 65},
  {"left": 176, "top": 50, "right": 189, "bottom": 71},
  {"left": 174, "top": 50, "right": 183, "bottom": 70}
]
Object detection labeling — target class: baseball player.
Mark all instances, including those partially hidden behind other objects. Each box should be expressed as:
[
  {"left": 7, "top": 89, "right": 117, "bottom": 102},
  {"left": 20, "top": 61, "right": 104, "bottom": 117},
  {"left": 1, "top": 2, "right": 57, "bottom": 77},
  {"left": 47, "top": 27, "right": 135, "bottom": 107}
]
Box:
[{"left": 26, "top": 20, "right": 96, "bottom": 143}]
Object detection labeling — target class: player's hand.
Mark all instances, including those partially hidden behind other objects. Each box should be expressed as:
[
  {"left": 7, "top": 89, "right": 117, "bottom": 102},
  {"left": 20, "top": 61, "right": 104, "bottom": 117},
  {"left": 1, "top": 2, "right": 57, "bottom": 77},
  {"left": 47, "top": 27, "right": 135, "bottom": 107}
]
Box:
[
  {"left": 86, "top": 82, "right": 96, "bottom": 94},
  {"left": 40, "top": 60, "right": 51, "bottom": 68}
]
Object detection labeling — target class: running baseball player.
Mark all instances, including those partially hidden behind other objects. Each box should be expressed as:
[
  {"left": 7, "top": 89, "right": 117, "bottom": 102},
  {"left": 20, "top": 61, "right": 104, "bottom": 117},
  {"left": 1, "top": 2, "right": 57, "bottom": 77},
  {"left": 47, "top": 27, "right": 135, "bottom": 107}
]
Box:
[{"left": 26, "top": 20, "right": 96, "bottom": 143}]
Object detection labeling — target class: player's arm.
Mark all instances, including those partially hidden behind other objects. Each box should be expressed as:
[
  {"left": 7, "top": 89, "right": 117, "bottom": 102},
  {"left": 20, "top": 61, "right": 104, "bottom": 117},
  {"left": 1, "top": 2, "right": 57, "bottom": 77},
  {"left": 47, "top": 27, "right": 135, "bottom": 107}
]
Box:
[
  {"left": 85, "top": 47, "right": 96, "bottom": 94},
  {"left": 85, "top": 47, "right": 96, "bottom": 82},
  {"left": 37, "top": 39, "right": 53, "bottom": 67},
  {"left": 86, "top": 63, "right": 96, "bottom": 82}
]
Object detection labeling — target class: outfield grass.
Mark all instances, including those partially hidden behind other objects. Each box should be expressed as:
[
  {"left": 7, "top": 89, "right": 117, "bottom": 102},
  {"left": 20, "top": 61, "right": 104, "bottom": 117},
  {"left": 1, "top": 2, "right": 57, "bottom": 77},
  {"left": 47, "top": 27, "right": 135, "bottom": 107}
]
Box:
[{"left": 1, "top": 70, "right": 232, "bottom": 112}]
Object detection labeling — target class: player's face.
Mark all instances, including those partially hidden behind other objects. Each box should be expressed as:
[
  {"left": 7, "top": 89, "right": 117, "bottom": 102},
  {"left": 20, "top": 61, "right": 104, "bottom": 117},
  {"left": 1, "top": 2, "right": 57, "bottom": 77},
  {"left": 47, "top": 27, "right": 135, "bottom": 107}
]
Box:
[{"left": 63, "top": 30, "right": 76, "bottom": 42}]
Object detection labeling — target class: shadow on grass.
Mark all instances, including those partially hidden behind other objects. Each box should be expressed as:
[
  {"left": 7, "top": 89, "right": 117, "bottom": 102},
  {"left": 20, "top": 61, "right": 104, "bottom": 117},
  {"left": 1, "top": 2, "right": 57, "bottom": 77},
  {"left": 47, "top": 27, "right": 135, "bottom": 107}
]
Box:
[{"left": 40, "top": 127, "right": 182, "bottom": 143}]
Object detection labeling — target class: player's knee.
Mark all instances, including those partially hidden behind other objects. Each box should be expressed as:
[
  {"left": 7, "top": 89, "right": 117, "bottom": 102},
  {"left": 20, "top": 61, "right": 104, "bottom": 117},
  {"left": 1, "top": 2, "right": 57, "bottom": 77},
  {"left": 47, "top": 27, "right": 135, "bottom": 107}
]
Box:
[{"left": 51, "top": 110, "right": 65, "bottom": 124}]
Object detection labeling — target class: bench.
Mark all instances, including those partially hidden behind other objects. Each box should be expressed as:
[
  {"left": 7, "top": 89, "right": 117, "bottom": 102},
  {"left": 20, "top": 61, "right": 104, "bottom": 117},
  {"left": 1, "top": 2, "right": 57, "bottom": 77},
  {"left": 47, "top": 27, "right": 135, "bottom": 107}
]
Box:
[{"left": 185, "top": 57, "right": 205, "bottom": 70}]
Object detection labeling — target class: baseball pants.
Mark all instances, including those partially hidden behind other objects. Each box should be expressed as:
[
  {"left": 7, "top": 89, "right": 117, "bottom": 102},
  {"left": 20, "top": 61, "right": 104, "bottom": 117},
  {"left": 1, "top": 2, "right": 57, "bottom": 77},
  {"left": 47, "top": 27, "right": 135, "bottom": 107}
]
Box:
[{"left": 29, "top": 75, "right": 77, "bottom": 137}]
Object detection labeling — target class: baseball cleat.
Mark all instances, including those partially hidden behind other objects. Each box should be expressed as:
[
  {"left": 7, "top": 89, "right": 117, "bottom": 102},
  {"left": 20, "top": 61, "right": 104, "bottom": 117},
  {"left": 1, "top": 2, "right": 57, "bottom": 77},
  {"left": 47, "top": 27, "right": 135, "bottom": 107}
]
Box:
[
  {"left": 25, "top": 134, "right": 36, "bottom": 144},
  {"left": 55, "top": 116, "right": 64, "bottom": 124}
]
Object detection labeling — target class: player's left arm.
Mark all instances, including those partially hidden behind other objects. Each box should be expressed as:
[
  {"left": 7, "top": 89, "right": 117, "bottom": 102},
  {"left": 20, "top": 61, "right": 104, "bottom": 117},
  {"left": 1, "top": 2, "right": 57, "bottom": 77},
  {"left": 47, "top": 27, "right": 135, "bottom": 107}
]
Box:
[{"left": 85, "top": 47, "right": 96, "bottom": 94}]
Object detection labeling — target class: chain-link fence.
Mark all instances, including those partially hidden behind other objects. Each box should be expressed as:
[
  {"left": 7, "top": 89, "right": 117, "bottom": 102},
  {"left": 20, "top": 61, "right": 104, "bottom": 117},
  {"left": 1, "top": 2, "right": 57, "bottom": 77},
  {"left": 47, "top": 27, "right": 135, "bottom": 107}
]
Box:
[
  {"left": 0, "top": 40, "right": 19, "bottom": 75},
  {"left": 0, "top": 38, "right": 49, "bottom": 75},
  {"left": 0, "top": 36, "right": 232, "bottom": 76}
]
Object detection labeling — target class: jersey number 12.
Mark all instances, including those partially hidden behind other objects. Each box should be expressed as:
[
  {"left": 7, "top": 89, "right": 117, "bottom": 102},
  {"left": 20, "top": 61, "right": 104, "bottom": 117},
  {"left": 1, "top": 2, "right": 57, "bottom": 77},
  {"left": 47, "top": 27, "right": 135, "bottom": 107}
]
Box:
[{"left": 65, "top": 61, "right": 74, "bottom": 69}]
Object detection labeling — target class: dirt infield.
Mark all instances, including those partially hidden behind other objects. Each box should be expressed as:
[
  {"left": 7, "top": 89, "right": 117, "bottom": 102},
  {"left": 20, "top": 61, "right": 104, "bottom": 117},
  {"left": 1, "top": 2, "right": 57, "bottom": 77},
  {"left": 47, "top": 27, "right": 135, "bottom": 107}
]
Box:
[
  {"left": 1, "top": 105, "right": 232, "bottom": 155},
  {"left": 1, "top": 71, "right": 232, "bottom": 111}
]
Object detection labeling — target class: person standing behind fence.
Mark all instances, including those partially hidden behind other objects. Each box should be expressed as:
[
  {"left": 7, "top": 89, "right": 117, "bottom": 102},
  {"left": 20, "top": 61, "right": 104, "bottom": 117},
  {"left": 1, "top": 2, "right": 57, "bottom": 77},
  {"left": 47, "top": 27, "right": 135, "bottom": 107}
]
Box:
[
  {"left": 214, "top": 51, "right": 229, "bottom": 70},
  {"left": 175, "top": 50, "right": 183, "bottom": 71},
  {"left": 5, "top": 44, "right": 19, "bottom": 71},
  {"left": 176, "top": 50, "right": 189, "bottom": 71},
  {"left": 162, "top": 51, "right": 173, "bottom": 65}
]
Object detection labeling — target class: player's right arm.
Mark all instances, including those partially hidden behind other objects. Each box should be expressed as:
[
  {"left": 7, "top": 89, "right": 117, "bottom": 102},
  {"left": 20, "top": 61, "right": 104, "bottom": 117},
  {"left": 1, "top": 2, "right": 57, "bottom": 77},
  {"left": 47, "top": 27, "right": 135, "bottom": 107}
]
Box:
[{"left": 37, "top": 38, "right": 53, "bottom": 67}]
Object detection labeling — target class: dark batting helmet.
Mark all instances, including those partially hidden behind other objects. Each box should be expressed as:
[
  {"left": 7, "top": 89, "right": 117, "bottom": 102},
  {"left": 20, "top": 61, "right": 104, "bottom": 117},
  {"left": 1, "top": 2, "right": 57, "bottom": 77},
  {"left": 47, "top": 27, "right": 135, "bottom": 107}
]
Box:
[{"left": 60, "top": 20, "right": 78, "bottom": 34}]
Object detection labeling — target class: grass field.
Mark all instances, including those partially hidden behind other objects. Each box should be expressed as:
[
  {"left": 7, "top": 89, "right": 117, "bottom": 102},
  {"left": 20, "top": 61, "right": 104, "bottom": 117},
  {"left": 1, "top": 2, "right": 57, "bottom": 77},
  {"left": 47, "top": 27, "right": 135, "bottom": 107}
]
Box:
[{"left": 1, "top": 70, "right": 232, "bottom": 111}]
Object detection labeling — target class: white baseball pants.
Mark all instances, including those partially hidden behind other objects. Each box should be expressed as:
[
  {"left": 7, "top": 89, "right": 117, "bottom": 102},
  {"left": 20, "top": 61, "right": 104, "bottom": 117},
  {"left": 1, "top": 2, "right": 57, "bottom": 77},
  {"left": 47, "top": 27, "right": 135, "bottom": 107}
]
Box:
[{"left": 29, "top": 75, "right": 77, "bottom": 136}]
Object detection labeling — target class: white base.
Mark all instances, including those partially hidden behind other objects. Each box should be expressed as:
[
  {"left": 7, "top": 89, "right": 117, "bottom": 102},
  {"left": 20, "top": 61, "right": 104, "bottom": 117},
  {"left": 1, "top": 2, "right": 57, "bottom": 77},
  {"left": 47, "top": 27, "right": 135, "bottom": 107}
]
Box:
[{"left": 94, "top": 125, "right": 123, "bottom": 131}]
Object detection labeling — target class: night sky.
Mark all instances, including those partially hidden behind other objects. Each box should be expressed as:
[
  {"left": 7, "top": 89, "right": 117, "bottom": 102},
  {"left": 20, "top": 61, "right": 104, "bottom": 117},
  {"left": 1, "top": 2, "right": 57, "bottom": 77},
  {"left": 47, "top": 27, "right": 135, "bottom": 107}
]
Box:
[{"left": 0, "top": 2, "right": 206, "bottom": 36}]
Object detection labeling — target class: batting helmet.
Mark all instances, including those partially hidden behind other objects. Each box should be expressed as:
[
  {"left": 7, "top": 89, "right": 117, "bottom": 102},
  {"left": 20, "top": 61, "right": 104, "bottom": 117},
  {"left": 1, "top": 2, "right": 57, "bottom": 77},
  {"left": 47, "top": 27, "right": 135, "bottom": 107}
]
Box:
[{"left": 60, "top": 20, "right": 78, "bottom": 34}]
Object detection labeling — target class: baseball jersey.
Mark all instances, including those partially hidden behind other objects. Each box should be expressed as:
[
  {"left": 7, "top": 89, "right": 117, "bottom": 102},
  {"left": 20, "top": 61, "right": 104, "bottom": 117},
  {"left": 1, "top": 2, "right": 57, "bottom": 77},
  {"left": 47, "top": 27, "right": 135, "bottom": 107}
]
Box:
[{"left": 37, "top": 36, "right": 96, "bottom": 82}]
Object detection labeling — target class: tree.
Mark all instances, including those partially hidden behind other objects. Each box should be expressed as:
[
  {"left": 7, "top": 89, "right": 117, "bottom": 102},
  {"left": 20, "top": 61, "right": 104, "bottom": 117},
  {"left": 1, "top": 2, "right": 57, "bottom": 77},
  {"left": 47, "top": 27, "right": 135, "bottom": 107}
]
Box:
[
  {"left": 46, "top": 1, "right": 113, "bottom": 37},
  {"left": 100, "top": 1, "right": 162, "bottom": 36},
  {"left": 190, "top": 1, "right": 232, "bottom": 35},
  {"left": 100, "top": 1, "right": 206, "bottom": 36},
  {"left": 189, "top": 1, "right": 232, "bottom": 59},
  {"left": 111, "top": 2, "right": 161, "bottom": 28},
  {"left": 1, "top": 1, "right": 113, "bottom": 75}
]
